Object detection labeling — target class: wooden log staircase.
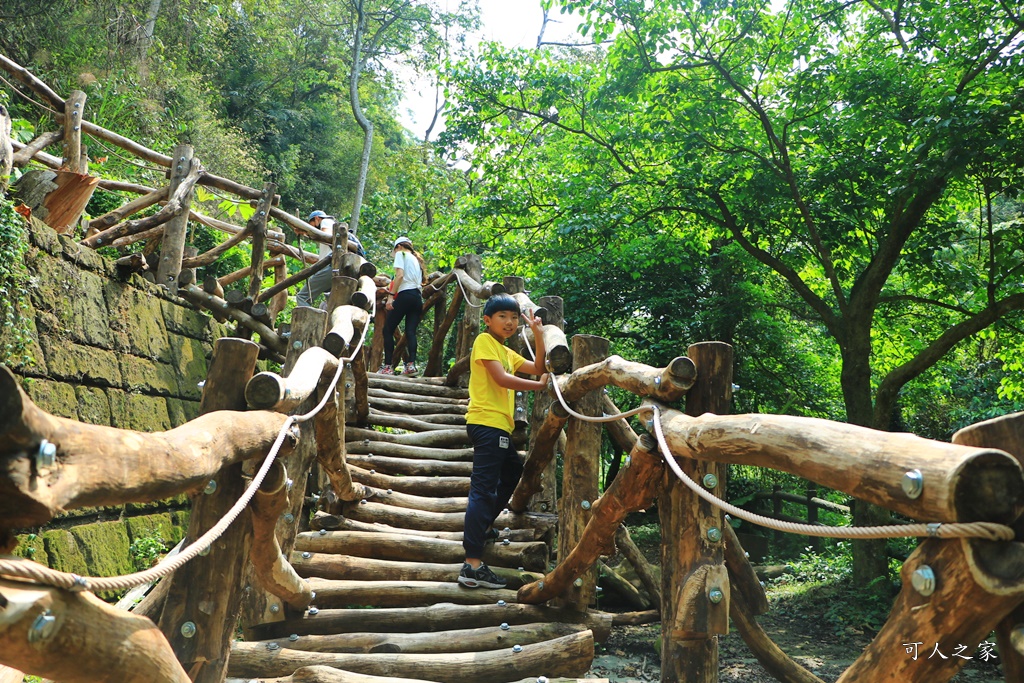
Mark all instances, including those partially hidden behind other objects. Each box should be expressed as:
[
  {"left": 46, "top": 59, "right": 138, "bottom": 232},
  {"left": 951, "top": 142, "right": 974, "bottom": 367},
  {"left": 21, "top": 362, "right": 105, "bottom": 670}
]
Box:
[{"left": 226, "top": 371, "right": 608, "bottom": 683}]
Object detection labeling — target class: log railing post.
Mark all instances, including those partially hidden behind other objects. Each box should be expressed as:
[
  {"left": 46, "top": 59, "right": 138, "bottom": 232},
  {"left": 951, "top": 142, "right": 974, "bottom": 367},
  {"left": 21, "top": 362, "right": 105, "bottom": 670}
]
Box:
[
  {"left": 155, "top": 144, "right": 195, "bottom": 294},
  {"left": 532, "top": 294, "right": 564, "bottom": 516},
  {"left": 239, "top": 306, "right": 327, "bottom": 634},
  {"left": 556, "top": 334, "right": 610, "bottom": 612},
  {"left": 454, "top": 254, "right": 481, "bottom": 362},
  {"left": 156, "top": 337, "right": 261, "bottom": 683},
  {"left": 659, "top": 341, "right": 733, "bottom": 683},
  {"left": 425, "top": 280, "right": 448, "bottom": 376},
  {"left": 61, "top": 90, "right": 86, "bottom": 173}
]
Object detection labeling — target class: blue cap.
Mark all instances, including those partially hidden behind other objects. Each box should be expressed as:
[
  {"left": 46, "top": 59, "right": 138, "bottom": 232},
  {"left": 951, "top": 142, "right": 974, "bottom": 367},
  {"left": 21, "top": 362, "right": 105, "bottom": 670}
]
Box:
[{"left": 308, "top": 210, "right": 328, "bottom": 221}]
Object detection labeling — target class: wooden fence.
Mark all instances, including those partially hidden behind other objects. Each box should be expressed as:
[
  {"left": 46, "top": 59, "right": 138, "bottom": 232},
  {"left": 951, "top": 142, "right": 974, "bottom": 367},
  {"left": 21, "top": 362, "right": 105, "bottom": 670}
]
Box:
[{"left": 3, "top": 53, "right": 1024, "bottom": 683}]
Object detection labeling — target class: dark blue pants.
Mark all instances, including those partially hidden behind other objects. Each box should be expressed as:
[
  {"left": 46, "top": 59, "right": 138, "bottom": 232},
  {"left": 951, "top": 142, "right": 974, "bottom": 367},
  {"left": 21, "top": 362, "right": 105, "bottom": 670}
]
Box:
[
  {"left": 463, "top": 424, "right": 523, "bottom": 559},
  {"left": 383, "top": 289, "right": 422, "bottom": 366}
]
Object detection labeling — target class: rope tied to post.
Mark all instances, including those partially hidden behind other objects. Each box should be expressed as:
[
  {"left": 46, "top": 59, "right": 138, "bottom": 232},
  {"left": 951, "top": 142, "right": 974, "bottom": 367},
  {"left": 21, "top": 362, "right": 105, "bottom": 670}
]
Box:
[{"left": 546, "top": 368, "right": 1016, "bottom": 543}]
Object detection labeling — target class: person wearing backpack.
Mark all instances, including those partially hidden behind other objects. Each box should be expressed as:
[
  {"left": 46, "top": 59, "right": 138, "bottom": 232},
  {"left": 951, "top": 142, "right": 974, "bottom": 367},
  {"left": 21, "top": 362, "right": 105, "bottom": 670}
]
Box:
[{"left": 379, "top": 236, "right": 426, "bottom": 375}]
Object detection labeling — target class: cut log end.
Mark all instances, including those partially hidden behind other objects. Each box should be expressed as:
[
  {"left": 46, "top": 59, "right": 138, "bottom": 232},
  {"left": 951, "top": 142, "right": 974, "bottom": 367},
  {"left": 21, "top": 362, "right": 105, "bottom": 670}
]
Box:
[
  {"left": 955, "top": 450, "right": 1024, "bottom": 524},
  {"left": 547, "top": 347, "right": 572, "bottom": 375},
  {"left": 245, "top": 371, "right": 287, "bottom": 411}
]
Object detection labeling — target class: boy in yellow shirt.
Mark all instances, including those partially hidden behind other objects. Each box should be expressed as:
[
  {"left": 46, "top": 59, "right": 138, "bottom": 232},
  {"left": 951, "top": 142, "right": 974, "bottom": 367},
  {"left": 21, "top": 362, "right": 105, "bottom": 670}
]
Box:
[{"left": 459, "top": 294, "right": 548, "bottom": 589}]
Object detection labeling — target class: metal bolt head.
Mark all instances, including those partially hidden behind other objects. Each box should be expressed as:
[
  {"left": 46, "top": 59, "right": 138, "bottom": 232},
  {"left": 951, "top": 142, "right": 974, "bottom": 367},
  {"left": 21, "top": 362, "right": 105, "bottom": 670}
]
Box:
[
  {"left": 512, "top": 644, "right": 523, "bottom": 653},
  {"left": 286, "top": 478, "right": 294, "bottom": 491},
  {"left": 267, "top": 642, "right": 279, "bottom": 650},
  {"left": 497, "top": 600, "right": 506, "bottom": 606},
  {"left": 387, "top": 489, "right": 393, "bottom": 495},
  {"left": 540, "top": 502, "right": 548, "bottom": 511},
  {"left": 308, "top": 607, "right": 319, "bottom": 615},
  {"left": 204, "top": 480, "right": 217, "bottom": 495},
  {"left": 654, "top": 376, "right": 662, "bottom": 385},
  {"left": 74, "top": 102, "right": 81, "bottom": 108},
  {"left": 538, "top": 677, "right": 549, "bottom": 683},
  {"left": 702, "top": 473, "right": 719, "bottom": 489},
  {"left": 302, "top": 551, "right": 311, "bottom": 559},
  {"left": 573, "top": 577, "right": 584, "bottom": 587},
  {"left": 911, "top": 565, "right": 936, "bottom": 596},
  {"left": 646, "top": 418, "right": 654, "bottom": 429},
  {"left": 707, "top": 527, "right": 722, "bottom": 543},
  {"left": 623, "top": 455, "right": 632, "bottom": 468},
  {"left": 28, "top": 611, "right": 57, "bottom": 642},
  {"left": 500, "top": 622, "right": 510, "bottom": 630},
  {"left": 902, "top": 469, "right": 924, "bottom": 499},
  {"left": 180, "top": 621, "right": 197, "bottom": 638},
  {"left": 198, "top": 546, "right": 211, "bottom": 556},
  {"left": 269, "top": 604, "right": 280, "bottom": 613},
  {"left": 581, "top": 500, "right": 591, "bottom": 510},
  {"left": 708, "top": 588, "right": 724, "bottom": 604},
  {"left": 502, "top": 538, "right": 510, "bottom": 546},
  {"left": 538, "top": 581, "right": 544, "bottom": 589},
  {"left": 319, "top": 528, "right": 327, "bottom": 535},
  {"left": 282, "top": 513, "right": 295, "bottom": 523},
  {"left": 292, "top": 340, "right": 303, "bottom": 349},
  {"left": 289, "top": 633, "right": 299, "bottom": 641},
  {"left": 36, "top": 440, "right": 56, "bottom": 469},
  {"left": 360, "top": 499, "right": 367, "bottom": 505}
]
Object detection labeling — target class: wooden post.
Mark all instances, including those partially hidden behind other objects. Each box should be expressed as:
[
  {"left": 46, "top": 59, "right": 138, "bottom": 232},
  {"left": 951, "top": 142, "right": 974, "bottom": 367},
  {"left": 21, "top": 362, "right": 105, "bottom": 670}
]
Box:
[
  {"left": 806, "top": 484, "right": 819, "bottom": 550},
  {"left": 239, "top": 182, "right": 276, "bottom": 340},
  {"left": 426, "top": 280, "right": 447, "bottom": 376},
  {"left": 368, "top": 292, "right": 387, "bottom": 373},
  {"left": 532, "top": 294, "right": 564, "bottom": 516},
  {"left": 0, "top": 105, "right": 11, "bottom": 194},
  {"left": 556, "top": 335, "right": 610, "bottom": 612},
  {"left": 269, "top": 260, "right": 289, "bottom": 321},
  {"left": 455, "top": 254, "right": 482, "bottom": 362},
  {"left": 156, "top": 337, "right": 261, "bottom": 683},
  {"left": 155, "top": 144, "right": 195, "bottom": 294},
  {"left": 61, "top": 90, "right": 86, "bottom": 172},
  {"left": 659, "top": 341, "right": 733, "bottom": 683},
  {"left": 952, "top": 412, "right": 1024, "bottom": 681},
  {"left": 239, "top": 306, "right": 327, "bottom": 634}
]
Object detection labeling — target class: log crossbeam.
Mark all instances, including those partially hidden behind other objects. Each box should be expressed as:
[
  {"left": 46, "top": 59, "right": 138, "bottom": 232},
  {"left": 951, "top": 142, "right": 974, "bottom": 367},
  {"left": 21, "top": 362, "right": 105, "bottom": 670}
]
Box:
[{"left": 518, "top": 435, "right": 664, "bottom": 604}]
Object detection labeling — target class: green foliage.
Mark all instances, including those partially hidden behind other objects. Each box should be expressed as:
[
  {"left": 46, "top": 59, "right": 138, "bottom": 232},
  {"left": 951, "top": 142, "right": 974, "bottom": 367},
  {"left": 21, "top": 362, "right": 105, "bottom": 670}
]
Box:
[
  {"left": 129, "top": 535, "right": 169, "bottom": 572},
  {"left": 0, "top": 199, "right": 35, "bottom": 367}
]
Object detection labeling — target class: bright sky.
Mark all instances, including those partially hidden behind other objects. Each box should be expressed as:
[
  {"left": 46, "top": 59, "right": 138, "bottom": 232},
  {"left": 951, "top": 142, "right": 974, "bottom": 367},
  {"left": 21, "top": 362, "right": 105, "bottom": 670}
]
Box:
[{"left": 398, "top": 0, "right": 584, "bottom": 138}]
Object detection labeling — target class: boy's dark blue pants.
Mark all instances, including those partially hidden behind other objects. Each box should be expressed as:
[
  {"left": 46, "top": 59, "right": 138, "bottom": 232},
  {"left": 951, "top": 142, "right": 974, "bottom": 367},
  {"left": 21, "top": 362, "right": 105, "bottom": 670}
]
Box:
[{"left": 463, "top": 424, "right": 524, "bottom": 559}]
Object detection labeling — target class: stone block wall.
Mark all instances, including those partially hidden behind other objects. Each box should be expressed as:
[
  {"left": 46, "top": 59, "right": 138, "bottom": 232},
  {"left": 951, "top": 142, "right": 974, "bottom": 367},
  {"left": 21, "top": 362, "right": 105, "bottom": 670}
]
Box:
[{"left": 4, "top": 217, "right": 232, "bottom": 587}]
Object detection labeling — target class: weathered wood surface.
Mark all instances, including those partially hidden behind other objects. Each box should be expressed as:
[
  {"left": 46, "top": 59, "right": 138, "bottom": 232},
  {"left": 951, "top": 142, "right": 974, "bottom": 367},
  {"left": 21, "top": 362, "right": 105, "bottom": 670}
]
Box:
[
  {"left": 350, "top": 464, "right": 469, "bottom": 497},
  {"left": 598, "top": 560, "right": 650, "bottom": 610},
  {"left": 294, "top": 531, "right": 548, "bottom": 572},
  {"left": 454, "top": 255, "right": 482, "bottom": 362},
  {"left": 367, "top": 388, "right": 468, "bottom": 406},
  {"left": 157, "top": 337, "right": 261, "bottom": 683},
  {"left": 250, "top": 460, "right": 314, "bottom": 610},
  {"left": 352, "top": 487, "right": 467, "bottom": 514},
  {"left": 219, "top": 254, "right": 288, "bottom": 287},
  {"left": 240, "top": 307, "right": 328, "bottom": 633},
  {"left": 324, "top": 305, "right": 370, "bottom": 357},
  {"left": 180, "top": 284, "right": 287, "bottom": 354},
  {"left": 615, "top": 524, "right": 662, "bottom": 612},
  {"left": 368, "top": 409, "right": 466, "bottom": 426},
  {"left": 89, "top": 185, "right": 168, "bottom": 231},
  {"left": 306, "top": 514, "right": 538, "bottom": 543},
  {"left": 509, "top": 400, "right": 568, "bottom": 512},
  {"left": 314, "top": 389, "right": 372, "bottom": 504},
  {"left": 246, "top": 621, "right": 587, "bottom": 655},
  {"left": 347, "top": 426, "right": 470, "bottom": 448},
  {"left": 557, "top": 335, "right": 610, "bottom": 612},
  {"left": 951, "top": 410, "right": 1024, "bottom": 681},
  {"left": 341, "top": 501, "right": 557, "bottom": 536},
  {"left": 838, "top": 538, "right": 1024, "bottom": 682},
  {"left": 425, "top": 282, "right": 464, "bottom": 377},
  {"left": 0, "top": 578, "right": 190, "bottom": 683},
  {"left": 359, "top": 412, "right": 461, "bottom": 433},
  {"left": 227, "top": 630, "right": 595, "bottom": 681},
  {"left": 302, "top": 579, "right": 517, "bottom": 608},
  {"left": 346, "top": 453, "right": 473, "bottom": 477},
  {"left": 248, "top": 603, "right": 613, "bottom": 643},
  {"left": 246, "top": 347, "right": 339, "bottom": 411},
  {"left": 293, "top": 551, "right": 541, "bottom": 587},
  {"left": 369, "top": 377, "right": 468, "bottom": 400},
  {"left": 0, "top": 364, "right": 289, "bottom": 530},
  {"left": 367, "top": 397, "right": 467, "bottom": 416},
  {"left": 257, "top": 666, "right": 442, "bottom": 683},
  {"left": 61, "top": 90, "right": 86, "bottom": 172},
  {"left": 643, "top": 404, "right": 1024, "bottom": 525},
  {"left": 345, "top": 441, "right": 473, "bottom": 461},
  {"left": 519, "top": 434, "right": 662, "bottom": 604},
  {"left": 11, "top": 128, "right": 61, "bottom": 169},
  {"left": 659, "top": 342, "right": 733, "bottom": 683},
  {"left": 83, "top": 151, "right": 201, "bottom": 249},
  {"left": 0, "top": 665, "right": 23, "bottom": 683},
  {"left": 723, "top": 521, "right": 769, "bottom": 616}
]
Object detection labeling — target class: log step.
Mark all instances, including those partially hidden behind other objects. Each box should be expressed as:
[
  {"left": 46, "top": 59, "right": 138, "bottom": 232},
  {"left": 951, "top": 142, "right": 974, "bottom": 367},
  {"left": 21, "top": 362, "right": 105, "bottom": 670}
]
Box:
[
  {"left": 309, "top": 514, "right": 542, "bottom": 543},
  {"left": 369, "top": 398, "right": 467, "bottom": 416},
  {"left": 369, "top": 409, "right": 466, "bottom": 427},
  {"left": 359, "top": 488, "right": 469, "bottom": 514},
  {"left": 247, "top": 621, "right": 589, "bottom": 655},
  {"left": 347, "top": 427, "right": 472, "bottom": 449},
  {"left": 346, "top": 441, "right": 474, "bottom": 461},
  {"left": 368, "top": 376, "right": 469, "bottom": 399},
  {"left": 350, "top": 466, "right": 470, "bottom": 497},
  {"left": 304, "top": 579, "right": 518, "bottom": 608},
  {"left": 293, "top": 531, "right": 549, "bottom": 573},
  {"left": 346, "top": 455, "right": 473, "bottom": 477},
  {"left": 291, "top": 553, "right": 542, "bottom": 587},
  {"left": 368, "top": 388, "right": 468, "bottom": 406},
  {"left": 227, "top": 630, "right": 595, "bottom": 682}
]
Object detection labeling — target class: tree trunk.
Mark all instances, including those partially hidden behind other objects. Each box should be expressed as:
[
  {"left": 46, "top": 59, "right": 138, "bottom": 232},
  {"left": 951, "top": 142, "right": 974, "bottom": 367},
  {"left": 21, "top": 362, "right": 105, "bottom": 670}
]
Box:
[{"left": 347, "top": 1, "right": 372, "bottom": 236}]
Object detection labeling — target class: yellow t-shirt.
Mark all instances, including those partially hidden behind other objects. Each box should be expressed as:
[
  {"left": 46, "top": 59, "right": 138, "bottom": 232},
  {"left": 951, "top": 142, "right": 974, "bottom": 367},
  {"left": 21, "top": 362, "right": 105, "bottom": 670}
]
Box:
[{"left": 466, "top": 332, "right": 526, "bottom": 433}]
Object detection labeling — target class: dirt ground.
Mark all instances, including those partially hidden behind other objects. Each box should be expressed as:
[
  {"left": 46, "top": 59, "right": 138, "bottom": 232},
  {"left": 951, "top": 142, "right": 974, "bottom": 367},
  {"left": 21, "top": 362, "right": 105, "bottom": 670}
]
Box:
[{"left": 585, "top": 600, "right": 1006, "bottom": 682}]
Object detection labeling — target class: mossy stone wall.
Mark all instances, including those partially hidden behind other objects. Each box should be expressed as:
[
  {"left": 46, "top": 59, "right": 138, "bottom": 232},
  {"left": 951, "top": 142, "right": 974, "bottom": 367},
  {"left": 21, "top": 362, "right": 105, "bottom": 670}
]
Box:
[{"left": 5, "top": 217, "right": 232, "bottom": 586}]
